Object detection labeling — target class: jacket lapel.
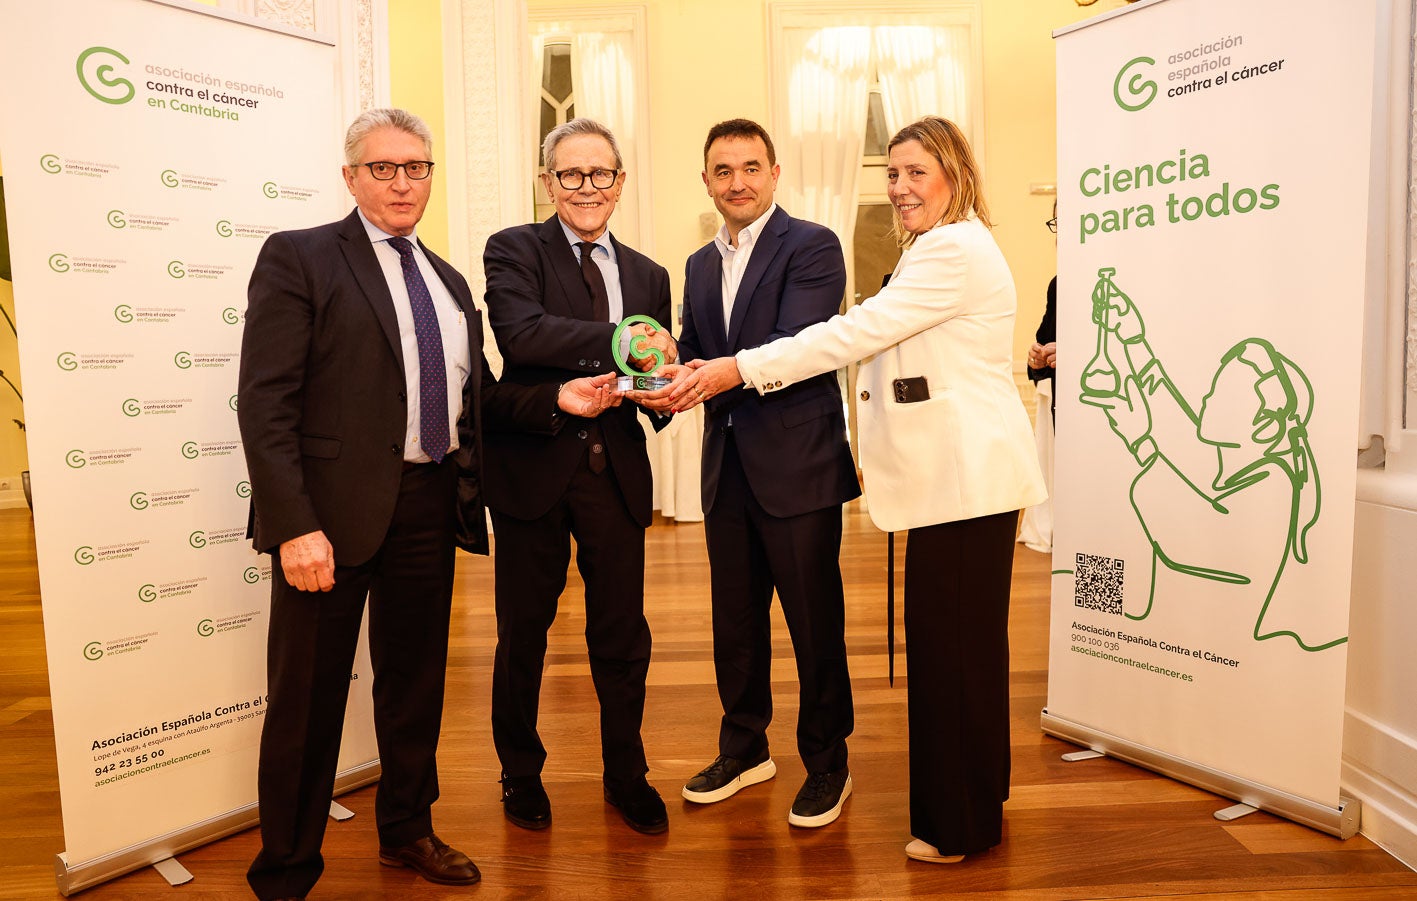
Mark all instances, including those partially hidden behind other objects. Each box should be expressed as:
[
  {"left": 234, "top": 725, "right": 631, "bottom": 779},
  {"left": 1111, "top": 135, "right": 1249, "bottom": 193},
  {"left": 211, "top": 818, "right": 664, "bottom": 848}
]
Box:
[
  {"left": 337, "top": 209, "right": 404, "bottom": 370},
  {"left": 690, "top": 246, "right": 726, "bottom": 357},
  {"left": 725, "top": 206, "right": 788, "bottom": 350},
  {"left": 541, "top": 215, "right": 597, "bottom": 321}
]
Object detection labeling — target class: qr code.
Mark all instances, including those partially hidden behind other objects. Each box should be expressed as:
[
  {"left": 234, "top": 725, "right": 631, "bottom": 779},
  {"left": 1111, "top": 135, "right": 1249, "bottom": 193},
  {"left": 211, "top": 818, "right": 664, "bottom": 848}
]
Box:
[{"left": 1075, "top": 553, "right": 1124, "bottom": 615}]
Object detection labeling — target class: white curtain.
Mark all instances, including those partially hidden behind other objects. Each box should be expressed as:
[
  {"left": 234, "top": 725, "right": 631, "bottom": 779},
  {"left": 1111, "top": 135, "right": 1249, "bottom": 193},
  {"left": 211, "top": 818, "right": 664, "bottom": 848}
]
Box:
[
  {"left": 774, "top": 25, "right": 872, "bottom": 293},
  {"left": 571, "top": 30, "right": 642, "bottom": 247},
  {"left": 873, "top": 25, "right": 973, "bottom": 139}
]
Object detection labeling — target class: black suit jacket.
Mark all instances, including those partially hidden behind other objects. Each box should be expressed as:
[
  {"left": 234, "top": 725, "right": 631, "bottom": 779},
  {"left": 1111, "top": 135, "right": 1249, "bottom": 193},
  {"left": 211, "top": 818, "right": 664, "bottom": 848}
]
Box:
[
  {"left": 678, "top": 207, "right": 859, "bottom": 517},
  {"left": 481, "top": 216, "right": 672, "bottom": 527},
  {"left": 238, "top": 209, "right": 549, "bottom": 563}
]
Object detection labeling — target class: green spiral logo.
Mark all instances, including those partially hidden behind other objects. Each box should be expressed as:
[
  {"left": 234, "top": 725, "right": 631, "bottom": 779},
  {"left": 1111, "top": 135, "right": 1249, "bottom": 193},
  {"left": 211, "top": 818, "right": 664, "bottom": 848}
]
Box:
[
  {"left": 262, "top": 181, "right": 279, "bottom": 199},
  {"left": 215, "top": 219, "right": 233, "bottom": 237},
  {"left": 107, "top": 209, "right": 127, "bottom": 229},
  {"left": 181, "top": 441, "right": 199, "bottom": 459},
  {"left": 83, "top": 641, "right": 104, "bottom": 660},
  {"left": 161, "top": 169, "right": 179, "bottom": 188},
  {"left": 76, "top": 46, "right": 134, "bottom": 105},
  {"left": 189, "top": 531, "right": 207, "bottom": 549},
  {"left": 75, "top": 546, "right": 95, "bottom": 565},
  {"left": 1114, "top": 56, "right": 1158, "bottom": 112},
  {"left": 228, "top": 395, "right": 239, "bottom": 412},
  {"left": 243, "top": 566, "right": 260, "bottom": 584},
  {"left": 65, "top": 449, "right": 87, "bottom": 469},
  {"left": 57, "top": 352, "right": 79, "bottom": 371},
  {"left": 138, "top": 584, "right": 157, "bottom": 603},
  {"left": 197, "top": 619, "right": 214, "bottom": 637},
  {"left": 49, "top": 254, "right": 70, "bottom": 273},
  {"left": 130, "top": 491, "right": 149, "bottom": 511},
  {"left": 174, "top": 351, "right": 192, "bottom": 369},
  {"left": 611, "top": 314, "right": 668, "bottom": 377},
  {"left": 235, "top": 480, "right": 252, "bottom": 498},
  {"left": 114, "top": 304, "right": 134, "bottom": 323},
  {"left": 121, "top": 398, "right": 142, "bottom": 417},
  {"left": 167, "top": 261, "right": 186, "bottom": 279},
  {"left": 40, "top": 154, "right": 62, "bottom": 174},
  {"left": 222, "top": 307, "right": 242, "bottom": 325}
]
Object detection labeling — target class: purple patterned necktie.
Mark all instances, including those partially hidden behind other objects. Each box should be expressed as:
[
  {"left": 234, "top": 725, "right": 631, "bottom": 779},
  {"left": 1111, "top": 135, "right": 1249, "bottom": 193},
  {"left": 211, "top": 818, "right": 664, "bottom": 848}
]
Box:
[{"left": 387, "top": 236, "right": 449, "bottom": 463}]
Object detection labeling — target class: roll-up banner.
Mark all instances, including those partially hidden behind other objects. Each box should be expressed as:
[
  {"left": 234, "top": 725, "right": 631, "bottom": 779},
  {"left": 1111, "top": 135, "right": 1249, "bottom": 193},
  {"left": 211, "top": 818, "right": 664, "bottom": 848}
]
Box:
[
  {"left": 1047, "top": 0, "right": 1376, "bottom": 835},
  {"left": 0, "top": 1, "right": 377, "bottom": 892}
]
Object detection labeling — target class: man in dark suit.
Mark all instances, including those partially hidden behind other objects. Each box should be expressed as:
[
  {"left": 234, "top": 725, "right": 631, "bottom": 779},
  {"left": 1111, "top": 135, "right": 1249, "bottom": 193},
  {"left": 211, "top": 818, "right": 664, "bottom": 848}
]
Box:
[
  {"left": 238, "top": 108, "right": 618, "bottom": 900},
  {"left": 481, "top": 118, "right": 674, "bottom": 835},
  {"left": 641, "top": 119, "right": 859, "bottom": 828}
]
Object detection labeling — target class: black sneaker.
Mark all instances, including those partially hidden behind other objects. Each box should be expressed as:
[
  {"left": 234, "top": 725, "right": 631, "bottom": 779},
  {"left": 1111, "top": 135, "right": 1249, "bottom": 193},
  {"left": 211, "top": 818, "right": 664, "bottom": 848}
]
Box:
[
  {"left": 604, "top": 775, "right": 669, "bottom": 834},
  {"left": 500, "top": 773, "right": 551, "bottom": 830},
  {"left": 681, "top": 750, "right": 777, "bottom": 804},
  {"left": 787, "top": 768, "right": 852, "bottom": 828}
]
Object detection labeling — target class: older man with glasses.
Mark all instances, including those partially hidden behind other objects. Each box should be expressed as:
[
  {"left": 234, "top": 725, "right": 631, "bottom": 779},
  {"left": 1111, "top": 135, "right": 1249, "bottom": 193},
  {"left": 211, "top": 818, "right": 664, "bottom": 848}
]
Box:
[{"left": 479, "top": 117, "right": 675, "bottom": 836}]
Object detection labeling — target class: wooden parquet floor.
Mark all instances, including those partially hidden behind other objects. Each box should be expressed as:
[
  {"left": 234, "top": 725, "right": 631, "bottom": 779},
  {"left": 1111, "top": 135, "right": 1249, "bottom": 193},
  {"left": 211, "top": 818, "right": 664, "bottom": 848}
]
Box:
[{"left": 1, "top": 504, "right": 1415, "bottom": 899}]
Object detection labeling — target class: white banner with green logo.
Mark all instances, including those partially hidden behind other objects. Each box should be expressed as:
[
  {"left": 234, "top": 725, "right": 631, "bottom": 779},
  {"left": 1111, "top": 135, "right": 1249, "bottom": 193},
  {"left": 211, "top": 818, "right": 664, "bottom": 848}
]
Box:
[
  {"left": 0, "top": 1, "right": 375, "bottom": 888},
  {"left": 1046, "top": 0, "right": 1375, "bottom": 831}
]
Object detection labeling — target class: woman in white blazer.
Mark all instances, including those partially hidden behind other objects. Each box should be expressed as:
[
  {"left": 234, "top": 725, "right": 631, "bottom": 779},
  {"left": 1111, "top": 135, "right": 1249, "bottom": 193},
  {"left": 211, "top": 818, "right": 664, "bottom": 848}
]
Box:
[{"left": 668, "top": 116, "right": 1046, "bottom": 863}]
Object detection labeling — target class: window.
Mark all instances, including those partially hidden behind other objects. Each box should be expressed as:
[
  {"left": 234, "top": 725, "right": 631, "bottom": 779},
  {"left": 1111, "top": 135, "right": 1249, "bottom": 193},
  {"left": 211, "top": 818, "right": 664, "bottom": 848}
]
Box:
[{"left": 533, "top": 42, "right": 574, "bottom": 222}]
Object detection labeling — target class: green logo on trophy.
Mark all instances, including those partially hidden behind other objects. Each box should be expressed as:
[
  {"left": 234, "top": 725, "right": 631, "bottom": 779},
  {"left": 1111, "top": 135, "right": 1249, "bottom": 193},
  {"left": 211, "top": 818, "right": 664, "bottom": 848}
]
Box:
[{"left": 612, "top": 314, "right": 673, "bottom": 391}]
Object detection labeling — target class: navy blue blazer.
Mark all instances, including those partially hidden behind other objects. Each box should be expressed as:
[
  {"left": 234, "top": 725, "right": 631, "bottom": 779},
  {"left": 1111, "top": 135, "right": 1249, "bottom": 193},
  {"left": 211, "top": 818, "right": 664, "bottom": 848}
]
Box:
[{"left": 678, "top": 207, "right": 859, "bottom": 517}]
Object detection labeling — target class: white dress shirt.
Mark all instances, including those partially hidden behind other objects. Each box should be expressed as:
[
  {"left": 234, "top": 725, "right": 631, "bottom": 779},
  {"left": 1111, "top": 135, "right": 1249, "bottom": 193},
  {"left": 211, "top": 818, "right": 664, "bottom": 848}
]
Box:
[
  {"left": 359, "top": 209, "right": 471, "bottom": 463},
  {"left": 559, "top": 219, "right": 624, "bottom": 324},
  {"left": 713, "top": 202, "right": 777, "bottom": 331}
]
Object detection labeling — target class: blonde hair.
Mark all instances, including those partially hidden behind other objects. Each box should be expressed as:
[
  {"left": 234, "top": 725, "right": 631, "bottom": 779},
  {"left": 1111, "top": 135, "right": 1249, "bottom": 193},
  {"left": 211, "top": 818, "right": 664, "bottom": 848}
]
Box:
[{"left": 887, "top": 116, "right": 990, "bottom": 245}]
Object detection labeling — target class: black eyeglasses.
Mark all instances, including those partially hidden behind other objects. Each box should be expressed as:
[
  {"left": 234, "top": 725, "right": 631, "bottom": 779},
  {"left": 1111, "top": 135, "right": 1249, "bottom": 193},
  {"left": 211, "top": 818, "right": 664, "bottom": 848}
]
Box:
[
  {"left": 360, "top": 161, "right": 435, "bottom": 181},
  {"left": 549, "top": 168, "right": 619, "bottom": 190},
  {"left": 1045, "top": 217, "right": 1058, "bottom": 234}
]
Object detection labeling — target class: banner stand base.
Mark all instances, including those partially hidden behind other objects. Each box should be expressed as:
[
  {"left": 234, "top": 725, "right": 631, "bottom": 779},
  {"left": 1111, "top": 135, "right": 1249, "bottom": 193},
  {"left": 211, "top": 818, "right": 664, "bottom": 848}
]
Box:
[
  {"left": 54, "top": 760, "right": 381, "bottom": 896},
  {"left": 150, "top": 857, "right": 192, "bottom": 887},
  {"left": 1215, "top": 802, "right": 1261, "bottom": 821},
  {"left": 1041, "top": 709, "right": 1359, "bottom": 839}
]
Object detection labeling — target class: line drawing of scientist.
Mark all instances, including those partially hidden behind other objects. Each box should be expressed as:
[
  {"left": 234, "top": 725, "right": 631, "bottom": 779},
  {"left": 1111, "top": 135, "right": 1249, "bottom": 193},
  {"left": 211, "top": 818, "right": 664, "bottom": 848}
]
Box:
[{"left": 1078, "top": 267, "right": 1342, "bottom": 652}]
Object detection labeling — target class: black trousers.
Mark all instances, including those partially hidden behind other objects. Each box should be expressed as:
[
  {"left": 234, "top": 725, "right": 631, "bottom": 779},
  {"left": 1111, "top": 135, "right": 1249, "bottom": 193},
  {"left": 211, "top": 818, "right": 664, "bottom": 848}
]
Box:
[
  {"left": 706, "top": 432, "right": 853, "bottom": 773},
  {"left": 490, "top": 456, "right": 651, "bottom": 781},
  {"left": 247, "top": 459, "right": 458, "bottom": 901},
  {"left": 904, "top": 510, "right": 1018, "bottom": 854}
]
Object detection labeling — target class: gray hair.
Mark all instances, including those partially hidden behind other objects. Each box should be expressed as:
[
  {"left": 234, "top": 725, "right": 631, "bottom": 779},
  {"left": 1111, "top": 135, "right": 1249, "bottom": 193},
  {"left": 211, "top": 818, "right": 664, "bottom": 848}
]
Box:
[
  {"left": 542, "top": 117, "right": 623, "bottom": 171},
  {"left": 344, "top": 108, "right": 434, "bottom": 165}
]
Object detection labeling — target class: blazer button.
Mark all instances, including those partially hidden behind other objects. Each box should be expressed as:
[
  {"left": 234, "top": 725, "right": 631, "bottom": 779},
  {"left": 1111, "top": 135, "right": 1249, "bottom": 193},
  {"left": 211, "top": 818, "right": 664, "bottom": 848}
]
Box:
[
  {"left": 578, "top": 359, "right": 587, "bottom": 366},
  {"left": 592, "top": 359, "right": 601, "bottom": 367},
  {"left": 859, "top": 390, "right": 870, "bottom": 402},
  {"left": 391, "top": 443, "right": 402, "bottom": 453},
  {"left": 577, "top": 429, "right": 588, "bottom": 440},
  {"left": 398, "top": 392, "right": 407, "bottom": 402}
]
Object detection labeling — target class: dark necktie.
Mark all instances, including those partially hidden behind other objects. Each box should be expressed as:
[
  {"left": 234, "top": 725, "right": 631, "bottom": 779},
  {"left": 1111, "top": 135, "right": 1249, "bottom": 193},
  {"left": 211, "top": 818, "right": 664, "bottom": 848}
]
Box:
[
  {"left": 387, "top": 236, "right": 449, "bottom": 463},
  {"left": 577, "top": 241, "right": 611, "bottom": 322}
]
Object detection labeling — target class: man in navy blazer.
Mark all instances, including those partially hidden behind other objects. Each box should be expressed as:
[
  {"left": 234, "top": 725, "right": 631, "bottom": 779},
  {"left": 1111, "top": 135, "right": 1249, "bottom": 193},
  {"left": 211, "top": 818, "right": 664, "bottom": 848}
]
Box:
[
  {"left": 481, "top": 118, "right": 674, "bottom": 836},
  {"left": 238, "top": 109, "right": 618, "bottom": 900},
  {"left": 659, "top": 120, "right": 860, "bottom": 828}
]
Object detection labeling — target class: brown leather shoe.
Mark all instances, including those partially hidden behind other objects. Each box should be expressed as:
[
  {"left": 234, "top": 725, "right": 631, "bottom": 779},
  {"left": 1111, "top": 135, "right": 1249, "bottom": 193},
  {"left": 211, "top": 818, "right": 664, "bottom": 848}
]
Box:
[{"left": 378, "top": 833, "right": 481, "bottom": 886}]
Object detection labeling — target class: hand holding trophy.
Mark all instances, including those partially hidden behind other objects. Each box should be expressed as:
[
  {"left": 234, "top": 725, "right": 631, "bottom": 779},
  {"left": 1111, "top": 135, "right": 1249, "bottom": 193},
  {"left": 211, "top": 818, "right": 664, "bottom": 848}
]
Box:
[{"left": 613, "top": 314, "right": 677, "bottom": 390}]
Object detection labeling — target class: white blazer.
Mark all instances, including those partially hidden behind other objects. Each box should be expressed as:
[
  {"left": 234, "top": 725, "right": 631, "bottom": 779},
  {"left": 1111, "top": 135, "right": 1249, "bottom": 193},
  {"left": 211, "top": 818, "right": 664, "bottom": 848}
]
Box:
[{"left": 735, "top": 217, "right": 1047, "bottom": 532}]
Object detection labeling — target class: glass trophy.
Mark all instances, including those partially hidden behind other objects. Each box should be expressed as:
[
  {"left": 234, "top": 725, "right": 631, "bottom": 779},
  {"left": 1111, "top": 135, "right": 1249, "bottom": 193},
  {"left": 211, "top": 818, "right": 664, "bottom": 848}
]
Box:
[{"left": 613, "top": 314, "right": 674, "bottom": 391}]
